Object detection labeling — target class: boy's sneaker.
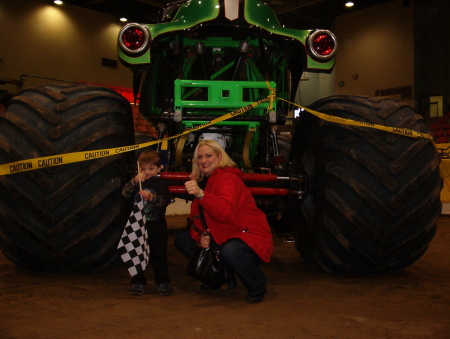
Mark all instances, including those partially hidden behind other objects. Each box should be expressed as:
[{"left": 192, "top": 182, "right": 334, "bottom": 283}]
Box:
[
  {"left": 158, "top": 283, "right": 173, "bottom": 296},
  {"left": 130, "top": 284, "right": 144, "bottom": 296}
]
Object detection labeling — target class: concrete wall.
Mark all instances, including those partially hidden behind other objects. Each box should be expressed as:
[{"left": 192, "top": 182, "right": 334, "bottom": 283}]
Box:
[
  {"left": 294, "top": 71, "right": 335, "bottom": 107},
  {"left": 333, "top": 0, "right": 415, "bottom": 107},
  {"left": 0, "top": 0, "right": 132, "bottom": 94},
  {"left": 414, "top": 0, "right": 450, "bottom": 113}
]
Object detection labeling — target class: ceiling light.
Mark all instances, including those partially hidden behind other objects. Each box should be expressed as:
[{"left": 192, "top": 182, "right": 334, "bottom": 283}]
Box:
[
  {"left": 120, "top": 17, "right": 128, "bottom": 22},
  {"left": 345, "top": 2, "right": 354, "bottom": 7},
  {"left": 54, "top": 0, "right": 63, "bottom": 5}
]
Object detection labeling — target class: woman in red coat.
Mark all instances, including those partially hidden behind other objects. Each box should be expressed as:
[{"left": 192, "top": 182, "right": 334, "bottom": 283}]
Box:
[{"left": 175, "top": 140, "right": 273, "bottom": 303}]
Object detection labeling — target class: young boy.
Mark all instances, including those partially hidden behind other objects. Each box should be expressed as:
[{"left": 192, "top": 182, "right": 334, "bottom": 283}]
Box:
[{"left": 122, "top": 150, "right": 172, "bottom": 296}]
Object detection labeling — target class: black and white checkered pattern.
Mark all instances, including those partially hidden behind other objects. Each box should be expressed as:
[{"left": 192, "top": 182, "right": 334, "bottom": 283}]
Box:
[{"left": 117, "top": 195, "right": 149, "bottom": 276}]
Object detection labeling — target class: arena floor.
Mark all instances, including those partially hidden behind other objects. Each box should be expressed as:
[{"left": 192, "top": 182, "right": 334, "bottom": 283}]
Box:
[{"left": 1, "top": 214, "right": 449, "bottom": 338}]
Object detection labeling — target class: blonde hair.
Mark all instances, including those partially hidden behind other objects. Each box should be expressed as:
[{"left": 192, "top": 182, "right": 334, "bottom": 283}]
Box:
[{"left": 191, "top": 140, "right": 236, "bottom": 181}]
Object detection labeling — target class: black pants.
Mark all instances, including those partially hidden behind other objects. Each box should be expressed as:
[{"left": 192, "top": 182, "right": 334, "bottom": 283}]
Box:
[
  {"left": 131, "top": 218, "right": 170, "bottom": 286},
  {"left": 175, "top": 231, "right": 266, "bottom": 296}
]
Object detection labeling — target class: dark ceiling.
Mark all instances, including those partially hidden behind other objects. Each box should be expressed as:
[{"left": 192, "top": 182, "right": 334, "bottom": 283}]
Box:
[{"left": 62, "top": 0, "right": 396, "bottom": 29}]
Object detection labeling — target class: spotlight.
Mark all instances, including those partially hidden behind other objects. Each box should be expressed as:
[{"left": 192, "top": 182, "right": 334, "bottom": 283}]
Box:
[
  {"left": 345, "top": 1, "right": 354, "bottom": 7},
  {"left": 54, "top": 0, "right": 63, "bottom": 5},
  {"left": 120, "top": 17, "right": 128, "bottom": 22}
]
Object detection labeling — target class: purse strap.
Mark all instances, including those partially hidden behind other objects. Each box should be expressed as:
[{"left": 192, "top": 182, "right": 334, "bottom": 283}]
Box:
[
  {"left": 199, "top": 204, "right": 207, "bottom": 226},
  {"left": 190, "top": 208, "right": 208, "bottom": 235}
]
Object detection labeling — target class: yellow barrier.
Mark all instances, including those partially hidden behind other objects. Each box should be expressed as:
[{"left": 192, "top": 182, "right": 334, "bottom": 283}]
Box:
[
  {"left": 0, "top": 98, "right": 268, "bottom": 176},
  {"left": 436, "top": 143, "right": 450, "bottom": 202},
  {"left": 278, "top": 98, "right": 434, "bottom": 142},
  {"left": 289, "top": 97, "right": 449, "bottom": 203},
  {"left": 0, "top": 90, "right": 439, "bottom": 176}
]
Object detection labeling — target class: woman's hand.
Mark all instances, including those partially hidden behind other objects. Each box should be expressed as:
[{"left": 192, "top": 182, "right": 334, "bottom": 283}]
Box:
[
  {"left": 139, "top": 190, "right": 154, "bottom": 202},
  {"left": 185, "top": 179, "right": 202, "bottom": 197},
  {"left": 199, "top": 231, "right": 210, "bottom": 248}
]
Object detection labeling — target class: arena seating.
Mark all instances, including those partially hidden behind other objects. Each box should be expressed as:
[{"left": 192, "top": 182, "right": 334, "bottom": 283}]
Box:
[{"left": 430, "top": 112, "right": 450, "bottom": 144}]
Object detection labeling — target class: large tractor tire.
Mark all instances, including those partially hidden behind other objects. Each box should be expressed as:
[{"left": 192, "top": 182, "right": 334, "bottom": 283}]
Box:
[
  {"left": 134, "top": 131, "right": 157, "bottom": 154},
  {"left": 0, "top": 84, "right": 135, "bottom": 270},
  {"left": 289, "top": 95, "right": 442, "bottom": 273}
]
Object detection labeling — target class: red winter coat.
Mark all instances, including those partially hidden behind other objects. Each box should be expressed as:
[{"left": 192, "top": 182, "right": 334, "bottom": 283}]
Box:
[{"left": 190, "top": 167, "right": 273, "bottom": 263}]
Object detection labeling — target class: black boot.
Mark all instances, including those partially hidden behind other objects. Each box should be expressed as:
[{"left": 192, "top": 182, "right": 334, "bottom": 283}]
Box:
[{"left": 225, "top": 272, "right": 237, "bottom": 290}]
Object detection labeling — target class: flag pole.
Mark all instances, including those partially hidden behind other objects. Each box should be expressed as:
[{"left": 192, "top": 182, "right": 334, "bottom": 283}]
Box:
[{"left": 137, "top": 161, "right": 142, "bottom": 191}]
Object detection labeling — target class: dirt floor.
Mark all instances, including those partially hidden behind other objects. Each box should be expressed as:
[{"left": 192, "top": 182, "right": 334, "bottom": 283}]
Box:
[{"left": 1, "top": 215, "right": 449, "bottom": 339}]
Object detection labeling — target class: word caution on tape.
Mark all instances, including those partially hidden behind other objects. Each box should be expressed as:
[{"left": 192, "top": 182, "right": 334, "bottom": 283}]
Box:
[
  {"left": 0, "top": 98, "right": 268, "bottom": 176},
  {"left": 0, "top": 92, "right": 436, "bottom": 176}
]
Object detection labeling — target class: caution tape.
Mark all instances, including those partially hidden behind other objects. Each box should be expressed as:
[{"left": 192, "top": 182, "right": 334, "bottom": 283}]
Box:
[
  {"left": 265, "top": 82, "right": 432, "bottom": 141},
  {"left": 0, "top": 98, "right": 269, "bottom": 176},
  {"left": 0, "top": 90, "right": 438, "bottom": 176},
  {"left": 276, "top": 97, "right": 435, "bottom": 142}
]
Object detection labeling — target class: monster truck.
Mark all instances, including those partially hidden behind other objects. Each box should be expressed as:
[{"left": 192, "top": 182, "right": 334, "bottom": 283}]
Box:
[{"left": 0, "top": 0, "right": 442, "bottom": 273}]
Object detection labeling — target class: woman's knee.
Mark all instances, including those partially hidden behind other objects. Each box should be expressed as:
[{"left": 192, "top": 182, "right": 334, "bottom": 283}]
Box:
[{"left": 219, "top": 239, "right": 256, "bottom": 265}]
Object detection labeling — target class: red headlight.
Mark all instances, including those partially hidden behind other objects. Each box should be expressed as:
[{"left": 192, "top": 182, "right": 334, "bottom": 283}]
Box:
[
  {"left": 307, "top": 29, "right": 337, "bottom": 61},
  {"left": 118, "top": 23, "right": 150, "bottom": 55},
  {"left": 313, "top": 34, "right": 335, "bottom": 56},
  {"left": 122, "top": 27, "right": 145, "bottom": 50}
]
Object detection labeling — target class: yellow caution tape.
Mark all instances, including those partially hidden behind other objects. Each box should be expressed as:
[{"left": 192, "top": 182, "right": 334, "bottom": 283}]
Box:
[
  {"left": 0, "top": 89, "right": 439, "bottom": 176},
  {"left": 276, "top": 97, "right": 435, "bottom": 142},
  {"left": 265, "top": 81, "right": 276, "bottom": 111},
  {"left": 0, "top": 98, "right": 269, "bottom": 176}
]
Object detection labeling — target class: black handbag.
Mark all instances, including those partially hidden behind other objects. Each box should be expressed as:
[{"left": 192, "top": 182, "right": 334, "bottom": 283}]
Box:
[{"left": 186, "top": 214, "right": 226, "bottom": 289}]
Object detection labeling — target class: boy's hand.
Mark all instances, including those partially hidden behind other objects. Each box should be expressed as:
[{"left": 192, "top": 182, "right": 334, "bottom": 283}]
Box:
[
  {"left": 134, "top": 173, "right": 146, "bottom": 184},
  {"left": 139, "top": 190, "right": 154, "bottom": 202}
]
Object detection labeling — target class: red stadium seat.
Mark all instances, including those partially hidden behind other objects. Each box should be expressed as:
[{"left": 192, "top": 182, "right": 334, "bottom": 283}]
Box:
[
  {"left": 430, "top": 123, "right": 442, "bottom": 130},
  {"left": 433, "top": 129, "right": 445, "bottom": 137}
]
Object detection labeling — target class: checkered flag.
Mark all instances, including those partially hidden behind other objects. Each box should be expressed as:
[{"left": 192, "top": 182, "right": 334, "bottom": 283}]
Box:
[{"left": 117, "top": 195, "right": 149, "bottom": 276}]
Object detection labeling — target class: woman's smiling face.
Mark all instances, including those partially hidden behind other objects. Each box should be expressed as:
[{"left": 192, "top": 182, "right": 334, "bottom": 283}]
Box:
[{"left": 196, "top": 145, "right": 222, "bottom": 177}]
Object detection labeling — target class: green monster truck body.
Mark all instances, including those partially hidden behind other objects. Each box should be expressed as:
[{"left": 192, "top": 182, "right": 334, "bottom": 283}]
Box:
[{"left": 117, "top": 0, "right": 336, "bottom": 174}]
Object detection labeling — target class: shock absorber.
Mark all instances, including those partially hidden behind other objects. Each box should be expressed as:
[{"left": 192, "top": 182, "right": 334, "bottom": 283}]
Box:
[
  {"left": 195, "top": 41, "right": 209, "bottom": 80},
  {"left": 231, "top": 40, "right": 250, "bottom": 80}
]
